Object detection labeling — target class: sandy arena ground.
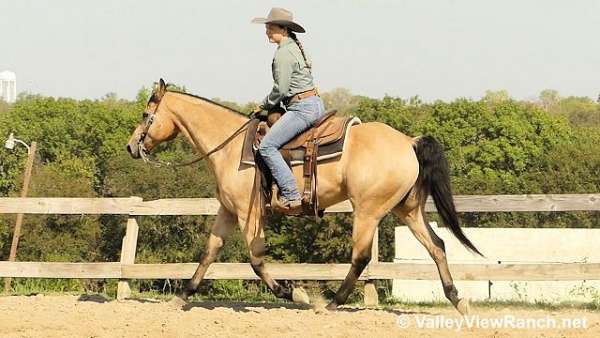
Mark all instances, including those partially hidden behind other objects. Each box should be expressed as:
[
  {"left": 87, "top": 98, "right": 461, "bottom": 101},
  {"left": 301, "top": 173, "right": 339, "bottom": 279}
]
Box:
[{"left": 1, "top": 295, "right": 599, "bottom": 338}]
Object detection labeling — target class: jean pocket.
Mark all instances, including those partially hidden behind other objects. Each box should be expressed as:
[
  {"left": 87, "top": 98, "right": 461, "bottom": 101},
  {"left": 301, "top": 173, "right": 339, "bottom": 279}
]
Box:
[{"left": 296, "top": 101, "right": 321, "bottom": 124}]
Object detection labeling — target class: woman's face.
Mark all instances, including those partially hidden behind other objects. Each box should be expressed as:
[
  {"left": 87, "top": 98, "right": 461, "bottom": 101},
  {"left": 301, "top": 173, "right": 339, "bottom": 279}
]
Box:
[{"left": 265, "top": 23, "right": 288, "bottom": 44}]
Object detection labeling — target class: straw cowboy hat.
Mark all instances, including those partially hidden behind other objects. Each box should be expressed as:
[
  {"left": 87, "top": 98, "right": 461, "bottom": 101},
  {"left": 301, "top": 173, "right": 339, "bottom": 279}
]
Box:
[{"left": 251, "top": 8, "right": 306, "bottom": 33}]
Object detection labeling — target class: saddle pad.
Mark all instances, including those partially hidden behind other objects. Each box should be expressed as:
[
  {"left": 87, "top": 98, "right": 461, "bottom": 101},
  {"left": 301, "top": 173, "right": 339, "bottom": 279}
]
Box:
[{"left": 240, "top": 116, "right": 361, "bottom": 167}]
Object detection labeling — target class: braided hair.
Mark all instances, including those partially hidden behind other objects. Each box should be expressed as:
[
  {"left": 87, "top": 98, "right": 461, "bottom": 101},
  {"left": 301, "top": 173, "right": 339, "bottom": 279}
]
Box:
[{"left": 288, "top": 30, "right": 312, "bottom": 71}]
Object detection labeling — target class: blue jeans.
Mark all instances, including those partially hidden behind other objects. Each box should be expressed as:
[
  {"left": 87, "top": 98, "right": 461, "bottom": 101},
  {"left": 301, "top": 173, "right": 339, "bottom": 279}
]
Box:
[{"left": 258, "top": 95, "right": 326, "bottom": 201}]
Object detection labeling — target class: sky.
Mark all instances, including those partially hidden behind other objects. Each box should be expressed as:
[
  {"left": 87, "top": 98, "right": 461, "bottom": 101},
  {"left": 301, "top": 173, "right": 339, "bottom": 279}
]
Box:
[{"left": 1, "top": 0, "right": 599, "bottom": 103}]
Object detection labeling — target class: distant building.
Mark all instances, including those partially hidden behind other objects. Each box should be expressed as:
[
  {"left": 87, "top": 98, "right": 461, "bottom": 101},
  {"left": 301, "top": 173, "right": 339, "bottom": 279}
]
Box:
[{"left": 0, "top": 70, "right": 17, "bottom": 103}]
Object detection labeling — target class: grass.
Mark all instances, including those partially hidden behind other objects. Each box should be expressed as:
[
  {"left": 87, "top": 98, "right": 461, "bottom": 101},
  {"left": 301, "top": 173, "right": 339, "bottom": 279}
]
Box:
[
  {"left": 2, "top": 278, "right": 285, "bottom": 304},
  {"left": 8, "top": 278, "right": 88, "bottom": 296},
  {"left": 3, "top": 278, "right": 600, "bottom": 312},
  {"left": 380, "top": 297, "right": 600, "bottom": 312}
]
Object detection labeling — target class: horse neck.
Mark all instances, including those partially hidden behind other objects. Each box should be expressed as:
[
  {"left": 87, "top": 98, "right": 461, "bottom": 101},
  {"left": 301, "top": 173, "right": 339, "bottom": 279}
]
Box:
[{"left": 165, "top": 92, "right": 248, "bottom": 172}]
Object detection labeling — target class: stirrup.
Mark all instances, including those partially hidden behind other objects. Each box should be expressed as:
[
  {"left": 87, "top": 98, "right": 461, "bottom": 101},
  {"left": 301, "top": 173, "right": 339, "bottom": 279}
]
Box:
[
  {"left": 281, "top": 197, "right": 302, "bottom": 209},
  {"left": 269, "top": 187, "right": 303, "bottom": 215},
  {"left": 273, "top": 197, "right": 302, "bottom": 216}
]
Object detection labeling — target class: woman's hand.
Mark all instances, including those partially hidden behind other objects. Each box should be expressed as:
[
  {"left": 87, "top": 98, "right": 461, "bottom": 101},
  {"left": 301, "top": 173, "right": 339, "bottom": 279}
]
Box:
[{"left": 249, "top": 104, "right": 263, "bottom": 118}]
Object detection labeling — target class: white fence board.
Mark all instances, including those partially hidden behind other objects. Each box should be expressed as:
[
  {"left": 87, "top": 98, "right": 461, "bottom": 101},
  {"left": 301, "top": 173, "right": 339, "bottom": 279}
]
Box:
[{"left": 393, "top": 223, "right": 600, "bottom": 302}]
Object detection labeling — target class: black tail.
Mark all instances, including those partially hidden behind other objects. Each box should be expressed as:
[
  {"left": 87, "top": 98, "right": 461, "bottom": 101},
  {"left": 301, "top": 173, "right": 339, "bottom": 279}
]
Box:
[{"left": 414, "top": 136, "right": 483, "bottom": 256}]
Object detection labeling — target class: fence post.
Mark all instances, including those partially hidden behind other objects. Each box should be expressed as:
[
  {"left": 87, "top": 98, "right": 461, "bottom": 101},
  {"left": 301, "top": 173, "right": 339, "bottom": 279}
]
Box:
[
  {"left": 117, "top": 217, "right": 139, "bottom": 301},
  {"left": 364, "top": 227, "right": 379, "bottom": 306},
  {"left": 4, "top": 141, "right": 37, "bottom": 293}
]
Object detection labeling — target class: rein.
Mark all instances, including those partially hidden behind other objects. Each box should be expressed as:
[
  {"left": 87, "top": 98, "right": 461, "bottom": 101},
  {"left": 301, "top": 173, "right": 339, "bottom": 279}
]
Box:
[{"left": 137, "top": 93, "right": 253, "bottom": 167}]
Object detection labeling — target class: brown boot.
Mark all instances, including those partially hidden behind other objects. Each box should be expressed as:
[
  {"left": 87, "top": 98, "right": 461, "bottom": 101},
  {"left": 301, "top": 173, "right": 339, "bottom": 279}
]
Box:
[{"left": 275, "top": 197, "right": 303, "bottom": 216}]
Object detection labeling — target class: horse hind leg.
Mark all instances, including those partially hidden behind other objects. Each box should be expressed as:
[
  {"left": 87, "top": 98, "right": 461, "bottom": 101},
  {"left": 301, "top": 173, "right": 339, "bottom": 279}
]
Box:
[{"left": 393, "top": 204, "right": 470, "bottom": 315}]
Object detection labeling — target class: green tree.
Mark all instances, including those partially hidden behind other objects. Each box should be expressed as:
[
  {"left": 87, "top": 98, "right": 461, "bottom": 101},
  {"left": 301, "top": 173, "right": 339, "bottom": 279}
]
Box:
[
  {"left": 483, "top": 89, "right": 511, "bottom": 104},
  {"left": 537, "top": 90, "right": 599, "bottom": 127},
  {"left": 0, "top": 98, "right": 9, "bottom": 114},
  {"left": 539, "top": 89, "right": 560, "bottom": 111},
  {"left": 351, "top": 95, "right": 429, "bottom": 136},
  {"left": 421, "top": 98, "right": 571, "bottom": 193},
  {"left": 320, "top": 87, "right": 360, "bottom": 116},
  {"left": 1, "top": 87, "right": 599, "bottom": 297},
  {"left": 557, "top": 96, "right": 599, "bottom": 127}
]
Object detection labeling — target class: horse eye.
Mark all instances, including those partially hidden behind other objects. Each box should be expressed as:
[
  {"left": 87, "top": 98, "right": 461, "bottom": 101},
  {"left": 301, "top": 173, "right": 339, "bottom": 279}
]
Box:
[{"left": 142, "top": 112, "right": 149, "bottom": 119}]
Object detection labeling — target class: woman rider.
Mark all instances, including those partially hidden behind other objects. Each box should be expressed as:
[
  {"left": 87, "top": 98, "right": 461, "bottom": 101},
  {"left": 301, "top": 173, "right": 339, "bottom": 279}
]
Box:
[{"left": 252, "top": 8, "right": 326, "bottom": 211}]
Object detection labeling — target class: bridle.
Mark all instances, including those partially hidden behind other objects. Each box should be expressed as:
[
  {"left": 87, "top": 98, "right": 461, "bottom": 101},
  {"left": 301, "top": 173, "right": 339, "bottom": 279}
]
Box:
[{"left": 137, "top": 92, "right": 253, "bottom": 167}]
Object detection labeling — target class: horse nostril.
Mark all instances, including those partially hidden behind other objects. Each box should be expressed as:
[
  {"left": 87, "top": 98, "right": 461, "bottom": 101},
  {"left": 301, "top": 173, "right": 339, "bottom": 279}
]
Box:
[{"left": 126, "top": 145, "right": 132, "bottom": 154}]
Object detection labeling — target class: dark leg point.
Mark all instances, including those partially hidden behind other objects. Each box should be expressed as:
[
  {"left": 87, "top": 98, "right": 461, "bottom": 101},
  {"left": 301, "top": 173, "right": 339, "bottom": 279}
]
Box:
[
  {"left": 181, "top": 282, "right": 199, "bottom": 300},
  {"left": 443, "top": 284, "right": 459, "bottom": 306},
  {"left": 272, "top": 282, "right": 293, "bottom": 301},
  {"left": 325, "top": 301, "right": 338, "bottom": 311}
]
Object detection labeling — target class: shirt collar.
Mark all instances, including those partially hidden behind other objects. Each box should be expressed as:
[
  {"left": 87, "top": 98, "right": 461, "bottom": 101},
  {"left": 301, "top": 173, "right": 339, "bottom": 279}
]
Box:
[{"left": 278, "top": 37, "right": 295, "bottom": 49}]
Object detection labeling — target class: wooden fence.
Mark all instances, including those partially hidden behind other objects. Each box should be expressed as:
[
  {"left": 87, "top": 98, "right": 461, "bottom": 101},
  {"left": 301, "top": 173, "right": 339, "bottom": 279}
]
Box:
[
  {"left": 1, "top": 194, "right": 599, "bottom": 303},
  {"left": 393, "top": 223, "right": 600, "bottom": 302}
]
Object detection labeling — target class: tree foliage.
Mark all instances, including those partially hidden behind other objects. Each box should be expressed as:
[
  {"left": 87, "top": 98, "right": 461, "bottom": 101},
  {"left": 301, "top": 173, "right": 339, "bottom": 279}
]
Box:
[{"left": 0, "top": 87, "right": 598, "bottom": 295}]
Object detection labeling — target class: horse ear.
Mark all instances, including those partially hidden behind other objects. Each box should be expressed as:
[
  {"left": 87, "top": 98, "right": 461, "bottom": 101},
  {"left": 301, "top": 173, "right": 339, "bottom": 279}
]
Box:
[{"left": 157, "top": 78, "right": 167, "bottom": 99}]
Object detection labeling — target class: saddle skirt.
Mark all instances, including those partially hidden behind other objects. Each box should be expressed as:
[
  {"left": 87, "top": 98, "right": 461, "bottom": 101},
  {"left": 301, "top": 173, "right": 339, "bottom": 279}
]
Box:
[{"left": 240, "top": 113, "right": 361, "bottom": 167}]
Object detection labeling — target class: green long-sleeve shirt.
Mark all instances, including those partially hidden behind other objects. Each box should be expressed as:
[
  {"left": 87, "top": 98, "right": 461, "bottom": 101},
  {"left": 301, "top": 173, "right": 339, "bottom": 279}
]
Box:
[{"left": 261, "top": 37, "right": 315, "bottom": 111}]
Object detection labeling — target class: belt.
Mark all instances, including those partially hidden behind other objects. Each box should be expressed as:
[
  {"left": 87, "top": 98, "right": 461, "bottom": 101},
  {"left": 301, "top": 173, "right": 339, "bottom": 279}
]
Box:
[{"left": 285, "top": 88, "right": 319, "bottom": 105}]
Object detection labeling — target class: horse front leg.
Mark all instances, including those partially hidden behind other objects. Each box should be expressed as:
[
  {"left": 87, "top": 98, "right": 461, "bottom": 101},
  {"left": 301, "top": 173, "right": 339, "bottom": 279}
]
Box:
[
  {"left": 326, "top": 212, "right": 380, "bottom": 310},
  {"left": 240, "top": 215, "right": 310, "bottom": 305},
  {"left": 175, "top": 206, "right": 237, "bottom": 302}
]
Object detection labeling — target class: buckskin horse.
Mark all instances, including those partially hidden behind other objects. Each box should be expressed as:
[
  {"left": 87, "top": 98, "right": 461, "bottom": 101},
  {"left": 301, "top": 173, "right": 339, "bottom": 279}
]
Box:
[{"left": 126, "top": 79, "right": 482, "bottom": 314}]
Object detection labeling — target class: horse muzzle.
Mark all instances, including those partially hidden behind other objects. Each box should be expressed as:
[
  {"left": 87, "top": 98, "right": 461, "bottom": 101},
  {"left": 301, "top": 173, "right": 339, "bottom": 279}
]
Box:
[{"left": 126, "top": 142, "right": 140, "bottom": 159}]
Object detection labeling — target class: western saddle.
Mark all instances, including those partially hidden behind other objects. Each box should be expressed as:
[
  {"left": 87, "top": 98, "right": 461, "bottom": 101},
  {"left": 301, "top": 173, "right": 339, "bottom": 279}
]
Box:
[{"left": 241, "top": 109, "right": 361, "bottom": 217}]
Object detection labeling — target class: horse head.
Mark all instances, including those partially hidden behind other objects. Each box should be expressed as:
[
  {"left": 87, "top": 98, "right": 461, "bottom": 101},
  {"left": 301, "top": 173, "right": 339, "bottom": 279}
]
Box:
[{"left": 126, "top": 78, "right": 179, "bottom": 159}]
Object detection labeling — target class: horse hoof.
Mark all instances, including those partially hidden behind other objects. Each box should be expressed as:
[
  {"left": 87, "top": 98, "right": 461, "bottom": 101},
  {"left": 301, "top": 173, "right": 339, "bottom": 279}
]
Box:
[
  {"left": 168, "top": 295, "right": 188, "bottom": 310},
  {"left": 456, "top": 298, "right": 470, "bottom": 316},
  {"left": 292, "top": 287, "right": 310, "bottom": 305},
  {"left": 325, "top": 302, "right": 338, "bottom": 311}
]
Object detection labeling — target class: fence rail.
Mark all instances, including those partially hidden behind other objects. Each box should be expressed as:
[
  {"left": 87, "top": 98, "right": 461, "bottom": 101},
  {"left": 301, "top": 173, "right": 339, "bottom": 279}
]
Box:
[
  {"left": 1, "top": 195, "right": 599, "bottom": 302},
  {"left": 1, "top": 194, "right": 598, "bottom": 215},
  {"left": 2, "top": 261, "right": 600, "bottom": 281}
]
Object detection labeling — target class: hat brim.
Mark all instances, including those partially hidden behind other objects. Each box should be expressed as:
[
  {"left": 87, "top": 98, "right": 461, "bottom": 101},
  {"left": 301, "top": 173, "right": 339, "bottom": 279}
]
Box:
[{"left": 251, "top": 17, "right": 306, "bottom": 33}]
